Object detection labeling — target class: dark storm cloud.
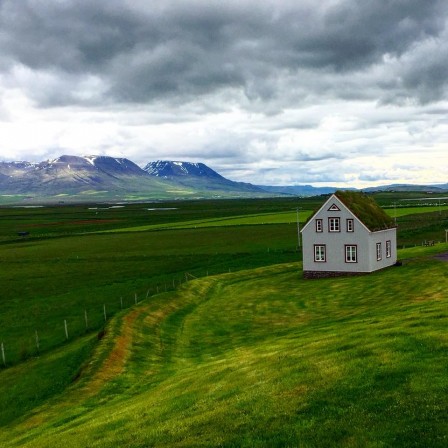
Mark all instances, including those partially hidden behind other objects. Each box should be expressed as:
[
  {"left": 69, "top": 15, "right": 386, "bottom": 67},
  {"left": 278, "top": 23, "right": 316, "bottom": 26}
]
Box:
[{"left": 1, "top": 0, "right": 447, "bottom": 108}]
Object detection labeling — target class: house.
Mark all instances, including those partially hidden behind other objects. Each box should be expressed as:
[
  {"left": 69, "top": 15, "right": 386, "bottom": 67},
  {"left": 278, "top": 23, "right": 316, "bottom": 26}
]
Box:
[{"left": 301, "top": 191, "right": 397, "bottom": 278}]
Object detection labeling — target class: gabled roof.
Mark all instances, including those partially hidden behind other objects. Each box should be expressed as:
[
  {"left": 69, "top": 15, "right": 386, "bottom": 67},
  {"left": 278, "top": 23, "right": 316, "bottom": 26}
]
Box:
[{"left": 303, "top": 190, "right": 395, "bottom": 232}]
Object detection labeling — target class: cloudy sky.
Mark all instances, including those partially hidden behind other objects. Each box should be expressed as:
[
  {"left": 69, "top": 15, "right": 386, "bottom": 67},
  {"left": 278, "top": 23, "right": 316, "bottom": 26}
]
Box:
[{"left": 0, "top": 0, "right": 447, "bottom": 187}]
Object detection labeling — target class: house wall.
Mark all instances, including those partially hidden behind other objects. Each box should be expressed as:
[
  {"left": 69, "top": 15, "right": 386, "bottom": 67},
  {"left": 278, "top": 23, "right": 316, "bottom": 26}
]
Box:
[
  {"left": 301, "top": 195, "right": 397, "bottom": 276},
  {"left": 367, "top": 228, "right": 397, "bottom": 271}
]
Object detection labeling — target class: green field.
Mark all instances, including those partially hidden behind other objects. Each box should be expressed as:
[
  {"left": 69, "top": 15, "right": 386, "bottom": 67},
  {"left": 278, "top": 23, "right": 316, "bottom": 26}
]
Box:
[
  {"left": 0, "top": 245, "right": 447, "bottom": 447},
  {"left": 96, "top": 204, "right": 448, "bottom": 233},
  {"left": 0, "top": 195, "right": 447, "bottom": 446}
]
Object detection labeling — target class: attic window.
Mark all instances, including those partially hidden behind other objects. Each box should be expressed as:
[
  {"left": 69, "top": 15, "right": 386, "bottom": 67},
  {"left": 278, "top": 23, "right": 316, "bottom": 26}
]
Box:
[
  {"left": 328, "top": 203, "right": 340, "bottom": 211},
  {"left": 315, "top": 219, "right": 323, "bottom": 232},
  {"left": 328, "top": 217, "right": 340, "bottom": 232}
]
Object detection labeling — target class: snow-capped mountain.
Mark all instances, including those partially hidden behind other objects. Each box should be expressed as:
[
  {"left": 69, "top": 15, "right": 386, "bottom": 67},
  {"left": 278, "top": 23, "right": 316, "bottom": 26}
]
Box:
[
  {"left": 144, "top": 161, "right": 225, "bottom": 179},
  {"left": 35, "top": 155, "right": 148, "bottom": 177},
  {"left": 0, "top": 155, "right": 160, "bottom": 196},
  {"left": 143, "top": 160, "right": 264, "bottom": 193},
  {"left": 0, "top": 155, "right": 271, "bottom": 202}
]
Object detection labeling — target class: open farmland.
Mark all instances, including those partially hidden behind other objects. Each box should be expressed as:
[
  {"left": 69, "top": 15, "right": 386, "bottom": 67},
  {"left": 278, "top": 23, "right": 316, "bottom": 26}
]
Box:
[
  {"left": 0, "top": 194, "right": 447, "bottom": 446},
  {"left": 0, "top": 195, "right": 447, "bottom": 365},
  {"left": 0, "top": 244, "right": 447, "bottom": 447}
]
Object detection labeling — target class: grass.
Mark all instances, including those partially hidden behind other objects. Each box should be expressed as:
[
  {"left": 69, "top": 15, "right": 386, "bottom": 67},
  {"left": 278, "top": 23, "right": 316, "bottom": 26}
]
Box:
[
  {"left": 0, "top": 220, "right": 299, "bottom": 365},
  {"left": 0, "top": 194, "right": 447, "bottom": 446},
  {"left": 0, "top": 197, "right": 446, "bottom": 366},
  {"left": 95, "top": 206, "right": 448, "bottom": 234},
  {"left": 0, "top": 244, "right": 447, "bottom": 447}
]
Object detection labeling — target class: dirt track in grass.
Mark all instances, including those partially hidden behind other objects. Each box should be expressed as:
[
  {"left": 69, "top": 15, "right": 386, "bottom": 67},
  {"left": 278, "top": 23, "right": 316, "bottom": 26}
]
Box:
[{"left": 434, "top": 252, "right": 448, "bottom": 261}]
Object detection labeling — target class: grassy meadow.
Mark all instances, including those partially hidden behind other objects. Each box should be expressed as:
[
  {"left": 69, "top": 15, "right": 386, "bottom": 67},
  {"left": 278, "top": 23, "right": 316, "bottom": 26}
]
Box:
[
  {"left": 0, "top": 193, "right": 447, "bottom": 446},
  {"left": 0, "top": 245, "right": 447, "bottom": 447}
]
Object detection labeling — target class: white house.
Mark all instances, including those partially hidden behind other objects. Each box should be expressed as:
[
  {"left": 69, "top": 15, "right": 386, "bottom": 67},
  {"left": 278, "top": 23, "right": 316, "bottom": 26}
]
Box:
[{"left": 301, "top": 191, "right": 397, "bottom": 278}]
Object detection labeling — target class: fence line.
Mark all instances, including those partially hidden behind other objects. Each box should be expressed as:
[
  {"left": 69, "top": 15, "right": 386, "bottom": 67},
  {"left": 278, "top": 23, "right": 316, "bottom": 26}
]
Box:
[
  {"left": 0, "top": 271, "right": 196, "bottom": 368},
  {"left": 0, "top": 250, "right": 298, "bottom": 369}
]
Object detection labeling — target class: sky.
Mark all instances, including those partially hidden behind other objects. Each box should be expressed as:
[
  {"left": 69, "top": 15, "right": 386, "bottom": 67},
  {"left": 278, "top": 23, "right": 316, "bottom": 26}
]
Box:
[{"left": 0, "top": 0, "right": 447, "bottom": 188}]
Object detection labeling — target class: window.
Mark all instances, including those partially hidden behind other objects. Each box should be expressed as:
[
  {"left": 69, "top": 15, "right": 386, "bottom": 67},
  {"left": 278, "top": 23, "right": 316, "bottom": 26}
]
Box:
[
  {"left": 386, "top": 240, "right": 391, "bottom": 258},
  {"left": 328, "top": 217, "right": 340, "bottom": 232},
  {"left": 315, "top": 219, "right": 323, "bottom": 232},
  {"left": 328, "top": 203, "right": 340, "bottom": 211},
  {"left": 346, "top": 219, "right": 354, "bottom": 232},
  {"left": 376, "top": 242, "right": 382, "bottom": 261},
  {"left": 314, "top": 245, "right": 326, "bottom": 262},
  {"left": 345, "top": 245, "right": 357, "bottom": 263}
]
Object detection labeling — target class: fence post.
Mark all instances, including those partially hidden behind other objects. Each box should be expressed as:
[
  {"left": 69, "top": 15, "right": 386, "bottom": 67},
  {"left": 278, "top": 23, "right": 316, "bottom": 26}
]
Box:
[
  {"left": 120, "top": 297, "right": 123, "bottom": 309},
  {"left": 135, "top": 293, "right": 138, "bottom": 305},
  {"left": 1, "top": 342, "right": 5, "bottom": 367},
  {"left": 146, "top": 289, "right": 150, "bottom": 299},
  {"left": 103, "top": 304, "right": 107, "bottom": 322},
  {"left": 84, "top": 309, "right": 89, "bottom": 330},
  {"left": 64, "top": 320, "right": 69, "bottom": 340}
]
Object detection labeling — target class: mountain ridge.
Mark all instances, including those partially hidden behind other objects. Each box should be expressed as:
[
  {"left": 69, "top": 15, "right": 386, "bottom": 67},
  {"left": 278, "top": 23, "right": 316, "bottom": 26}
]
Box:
[
  {"left": 0, "top": 155, "right": 271, "bottom": 202},
  {"left": 144, "top": 160, "right": 265, "bottom": 194},
  {"left": 0, "top": 154, "right": 446, "bottom": 204}
]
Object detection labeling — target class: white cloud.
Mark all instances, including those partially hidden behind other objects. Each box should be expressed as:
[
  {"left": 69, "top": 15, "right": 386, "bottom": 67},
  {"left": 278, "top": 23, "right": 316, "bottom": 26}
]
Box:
[{"left": 0, "top": 0, "right": 447, "bottom": 188}]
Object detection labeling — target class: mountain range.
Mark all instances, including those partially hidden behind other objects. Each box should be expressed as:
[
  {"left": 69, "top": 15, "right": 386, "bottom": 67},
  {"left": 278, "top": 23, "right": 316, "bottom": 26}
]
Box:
[
  {"left": 0, "top": 155, "right": 269, "bottom": 203},
  {"left": 0, "top": 155, "right": 446, "bottom": 204}
]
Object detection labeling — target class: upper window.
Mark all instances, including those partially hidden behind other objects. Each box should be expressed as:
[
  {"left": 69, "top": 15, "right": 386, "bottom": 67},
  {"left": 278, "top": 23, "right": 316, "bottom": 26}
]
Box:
[
  {"left": 328, "top": 217, "right": 340, "bottom": 232},
  {"left": 346, "top": 219, "right": 354, "bottom": 232},
  {"left": 315, "top": 219, "right": 323, "bottom": 232},
  {"left": 314, "top": 245, "right": 326, "bottom": 262},
  {"left": 345, "top": 245, "right": 357, "bottom": 263},
  {"left": 376, "top": 242, "right": 382, "bottom": 261},
  {"left": 386, "top": 240, "right": 391, "bottom": 258}
]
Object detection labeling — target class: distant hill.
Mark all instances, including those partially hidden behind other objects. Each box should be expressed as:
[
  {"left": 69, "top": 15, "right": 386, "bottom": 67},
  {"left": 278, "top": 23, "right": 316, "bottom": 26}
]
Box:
[
  {"left": 0, "top": 156, "right": 273, "bottom": 203},
  {"left": 144, "top": 160, "right": 226, "bottom": 179},
  {"left": 143, "top": 160, "right": 266, "bottom": 194},
  {"left": 257, "top": 185, "right": 339, "bottom": 196},
  {"left": 0, "top": 155, "right": 167, "bottom": 195},
  {"left": 362, "top": 183, "right": 448, "bottom": 193},
  {"left": 0, "top": 154, "right": 446, "bottom": 204},
  {"left": 260, "top": 183, "right": 448, "bottom": 196}
]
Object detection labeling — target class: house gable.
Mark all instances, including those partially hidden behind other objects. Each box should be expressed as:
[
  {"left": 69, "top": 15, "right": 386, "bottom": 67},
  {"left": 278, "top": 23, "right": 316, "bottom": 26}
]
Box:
[
  {"left": 301, "top": 194, "right": 370, "bottom": 235},
  {"left": 301, "top": 191, "right": 395, "bottom": 234}
]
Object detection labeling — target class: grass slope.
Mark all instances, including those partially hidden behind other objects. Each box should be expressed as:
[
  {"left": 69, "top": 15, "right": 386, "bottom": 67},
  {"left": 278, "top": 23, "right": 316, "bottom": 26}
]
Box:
[{"left": 1, "top": 245, "right": 447, "bottom": 447}]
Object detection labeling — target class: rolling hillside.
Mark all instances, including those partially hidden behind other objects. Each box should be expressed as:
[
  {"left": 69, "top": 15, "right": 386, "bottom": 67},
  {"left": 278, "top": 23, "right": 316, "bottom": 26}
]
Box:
[{"left": 0, "top": 245, "right": 447, "bottom": 447}]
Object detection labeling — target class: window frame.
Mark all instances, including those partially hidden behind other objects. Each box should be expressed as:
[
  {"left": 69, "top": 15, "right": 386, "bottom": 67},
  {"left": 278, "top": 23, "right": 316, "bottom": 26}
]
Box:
[
  {"left": 328, "top": 217, "right": 341, "bottom": 232},
  {"left": 314, "top": 244, "right": 326, "bottom": 262},
  {"left": 345, "top": 245, "right": 357, "bottom": 263},
  {"left": 346, "top": 218, "right": 354, "bottom": 232},
  {"left": 315, "top": 219, "right": 323, "bottom": 233},
  {"left": 386, "top": 240, "right": 391, "bottom": 258},
  {"left": 376, "top": 242, "right": 382, "bottom": 261}
]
